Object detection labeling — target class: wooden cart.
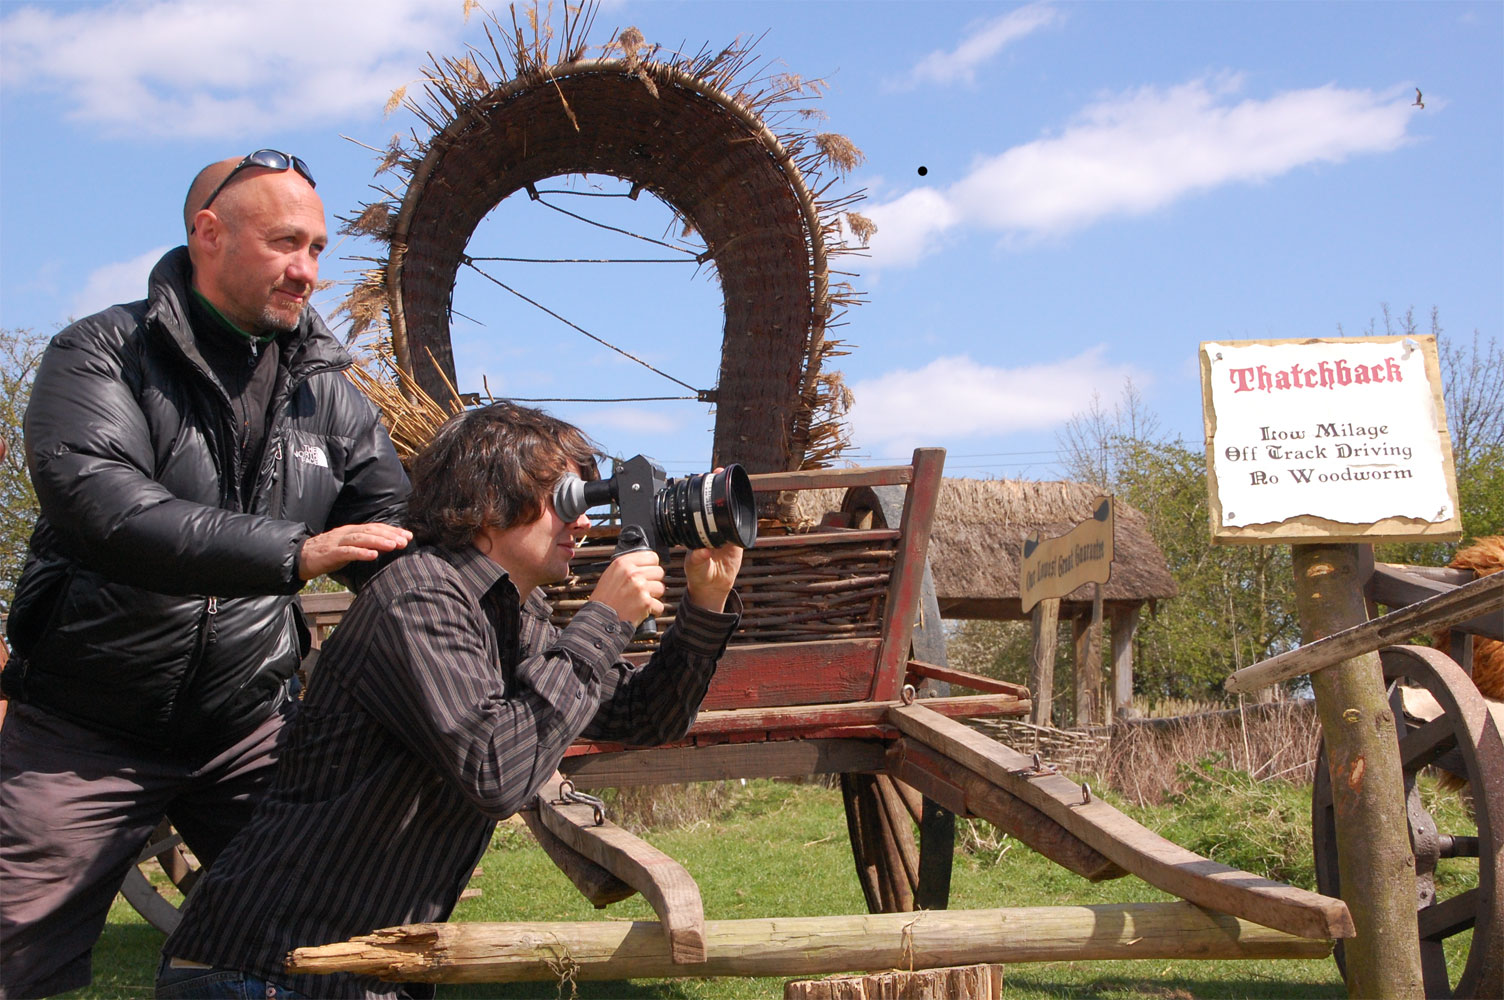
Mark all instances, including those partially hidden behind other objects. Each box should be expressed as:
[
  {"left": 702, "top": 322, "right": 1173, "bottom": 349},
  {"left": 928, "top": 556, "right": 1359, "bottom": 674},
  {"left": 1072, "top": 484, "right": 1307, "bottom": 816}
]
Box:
[{"left": 193, "top": 449, "right": 1362, "bottom": 989}]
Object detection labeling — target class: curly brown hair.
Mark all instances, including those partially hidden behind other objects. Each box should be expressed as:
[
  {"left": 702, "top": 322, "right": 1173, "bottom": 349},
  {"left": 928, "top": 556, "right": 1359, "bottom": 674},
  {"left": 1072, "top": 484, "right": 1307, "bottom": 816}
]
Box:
[{"left": 405, "top": 403, "right": 601, "bottom": 550}]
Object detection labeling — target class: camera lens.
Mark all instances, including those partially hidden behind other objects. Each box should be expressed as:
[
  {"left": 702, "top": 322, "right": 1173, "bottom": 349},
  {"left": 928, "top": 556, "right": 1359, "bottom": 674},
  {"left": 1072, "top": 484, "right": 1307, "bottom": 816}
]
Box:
[{"left": 653, "top": 465, "right": 757, "bottom": 550}]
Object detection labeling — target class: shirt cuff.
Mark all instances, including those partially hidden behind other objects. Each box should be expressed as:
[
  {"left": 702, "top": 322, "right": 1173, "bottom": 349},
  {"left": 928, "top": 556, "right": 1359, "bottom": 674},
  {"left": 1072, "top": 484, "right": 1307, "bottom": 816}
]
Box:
[
  {"left": 670, "top": 590, "right": 742, "bottom": 658},
  {"left": 553, "top": 601, "right": 634, "bottom": 683}
]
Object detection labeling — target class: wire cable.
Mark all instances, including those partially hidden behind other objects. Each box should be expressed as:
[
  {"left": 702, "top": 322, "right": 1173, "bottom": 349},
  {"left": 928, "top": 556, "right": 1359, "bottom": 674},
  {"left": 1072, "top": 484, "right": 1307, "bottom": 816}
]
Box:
[{"left": 459, "top": 256, "right": 707, "bottom": 396}]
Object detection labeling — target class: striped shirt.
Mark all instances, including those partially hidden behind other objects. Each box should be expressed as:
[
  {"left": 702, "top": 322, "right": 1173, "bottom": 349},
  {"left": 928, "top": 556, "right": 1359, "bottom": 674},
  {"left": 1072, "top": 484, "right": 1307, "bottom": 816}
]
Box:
[{"left": 162, "top": 543, "right": 739, "bottom": 998}]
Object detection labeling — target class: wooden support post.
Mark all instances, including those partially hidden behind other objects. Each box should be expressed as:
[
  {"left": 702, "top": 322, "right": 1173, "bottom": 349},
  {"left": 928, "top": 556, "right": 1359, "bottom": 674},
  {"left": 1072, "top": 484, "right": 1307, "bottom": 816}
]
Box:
[
  {"left": 785, "top": 964, "right": 1003, "bottom": 999},
  {"left": 1292, "top": 544, "right": 1422, "bottom": 999},
  {"left": 1073, "top": 590, "right": 1103, "bottom": 728},
  {"left": 286, "top": 903, "right": 1334, "bottom": 983},
  {"left": 915, "top": 798, "right": 955, "bottom": 912},
  {"left": 1109, "top": 603, "right": 1139, "bottom": 717},
  {"left": 1028, "top": 598, "right": 1059, "bottom": 726}
]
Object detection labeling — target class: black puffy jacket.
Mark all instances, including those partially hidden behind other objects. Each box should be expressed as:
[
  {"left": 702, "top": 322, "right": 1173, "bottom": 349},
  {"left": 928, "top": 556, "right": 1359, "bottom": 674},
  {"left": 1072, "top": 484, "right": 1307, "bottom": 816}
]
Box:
[{"left": 2, "top": 248, "right": 410, "bottom": 753}]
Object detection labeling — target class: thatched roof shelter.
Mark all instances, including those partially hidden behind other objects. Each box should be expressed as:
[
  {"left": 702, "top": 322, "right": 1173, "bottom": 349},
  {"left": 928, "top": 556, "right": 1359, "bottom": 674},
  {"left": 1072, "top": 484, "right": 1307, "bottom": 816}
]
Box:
[
  {"left": 794, "top": 478, "right": 1177, "bottom": 621},
  {"left": 928, "top": 479, "right": 1177, "bottom": 620}
]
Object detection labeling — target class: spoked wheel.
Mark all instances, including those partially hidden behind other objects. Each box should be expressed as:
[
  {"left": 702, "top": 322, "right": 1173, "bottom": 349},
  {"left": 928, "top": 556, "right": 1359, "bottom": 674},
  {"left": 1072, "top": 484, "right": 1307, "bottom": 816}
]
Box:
[
  {"left": 1312, "top": 644, "right": 1503, "bottom": 999},
  {"left": 120, "top": 819, "right": 201, "bottom": 933},
  {"left": 840, "top": 772, "right": 955, "bottom": 914}
]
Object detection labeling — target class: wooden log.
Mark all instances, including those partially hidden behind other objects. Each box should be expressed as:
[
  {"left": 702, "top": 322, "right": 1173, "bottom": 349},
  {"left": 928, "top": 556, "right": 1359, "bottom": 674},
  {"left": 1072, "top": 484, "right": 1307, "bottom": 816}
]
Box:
[
  {"left": 887, "top": 704, "right": 1354, "bottom": 941},
  {"left": 1029, "top": 598, "right": 1059, "bottom": 726},
  {"left": 785, "top": 964, "right": 1003, "bottom": 999},
  {"left": 1290, "top": 544, "right": 1422, "bottom": 998},
  {"left": 1225, "top": 571, "right": 1503, "bottom": 693},
  {"left": 534, "top": 791, "right": 706, "bottom": 963},
  {"left": 284, "top": 903, "right": 1334, "bottom": 983}
]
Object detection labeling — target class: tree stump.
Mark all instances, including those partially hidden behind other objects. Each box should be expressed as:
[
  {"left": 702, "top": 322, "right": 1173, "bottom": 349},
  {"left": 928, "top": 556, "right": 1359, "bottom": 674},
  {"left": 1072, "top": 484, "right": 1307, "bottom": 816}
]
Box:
[{"left": 784, "top": 963, "right": 1002, "bottom": 999}]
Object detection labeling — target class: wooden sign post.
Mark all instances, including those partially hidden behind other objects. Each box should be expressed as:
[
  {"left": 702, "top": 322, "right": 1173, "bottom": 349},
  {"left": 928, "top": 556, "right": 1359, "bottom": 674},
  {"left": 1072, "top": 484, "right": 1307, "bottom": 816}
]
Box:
[
  {"left": 1201, "top": 335, "right": 1460, "bottom": 999},
  {"left": 1021, "top": 499, "right": 1114, "bottom": 727}
]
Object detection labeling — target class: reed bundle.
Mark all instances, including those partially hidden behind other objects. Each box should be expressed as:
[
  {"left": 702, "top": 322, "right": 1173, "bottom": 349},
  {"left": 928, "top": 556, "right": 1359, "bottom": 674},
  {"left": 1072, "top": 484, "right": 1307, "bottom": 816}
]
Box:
[{"left": 334, "top": 0, "right": 869, "bottom": 476}]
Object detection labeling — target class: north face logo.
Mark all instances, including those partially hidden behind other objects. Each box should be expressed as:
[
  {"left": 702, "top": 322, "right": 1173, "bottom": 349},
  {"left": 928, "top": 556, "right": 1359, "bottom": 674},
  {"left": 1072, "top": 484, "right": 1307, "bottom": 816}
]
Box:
[{"left": 293, "top": 444, "right": 329, "bottom": 469}]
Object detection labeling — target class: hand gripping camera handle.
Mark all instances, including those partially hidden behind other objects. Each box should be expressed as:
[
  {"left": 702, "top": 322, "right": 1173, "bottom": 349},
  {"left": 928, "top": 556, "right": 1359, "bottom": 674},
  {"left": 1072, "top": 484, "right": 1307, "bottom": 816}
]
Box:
[{"left": 612, "top": 525, "right": 659, "bottom": 637}]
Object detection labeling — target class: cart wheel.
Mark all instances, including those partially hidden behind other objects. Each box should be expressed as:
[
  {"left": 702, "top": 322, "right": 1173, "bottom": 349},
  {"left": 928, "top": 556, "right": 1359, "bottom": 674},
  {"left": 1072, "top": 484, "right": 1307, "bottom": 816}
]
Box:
[
  {"left": 1312, "top": 645, "right": 1503, "bottom": 999},
  {"left": 840, "top": 773, "right": 954, "bottom": 913},
  {"left": 121, "top": 819, "right": 201, "bottom": 933}
]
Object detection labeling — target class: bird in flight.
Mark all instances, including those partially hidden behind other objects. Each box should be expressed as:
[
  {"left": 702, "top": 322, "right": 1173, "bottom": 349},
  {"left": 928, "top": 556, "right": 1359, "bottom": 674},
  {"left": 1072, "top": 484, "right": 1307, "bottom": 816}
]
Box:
[{"left": 1413, "top": 87, "right": 1424, "bottom": 109}]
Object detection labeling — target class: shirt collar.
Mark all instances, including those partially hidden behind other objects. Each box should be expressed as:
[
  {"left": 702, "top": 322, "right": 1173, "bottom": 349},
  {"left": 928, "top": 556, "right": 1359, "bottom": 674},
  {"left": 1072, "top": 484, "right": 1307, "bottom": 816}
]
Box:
[{"left": 435, "top": 543, "right": 553, "bottom": 616}]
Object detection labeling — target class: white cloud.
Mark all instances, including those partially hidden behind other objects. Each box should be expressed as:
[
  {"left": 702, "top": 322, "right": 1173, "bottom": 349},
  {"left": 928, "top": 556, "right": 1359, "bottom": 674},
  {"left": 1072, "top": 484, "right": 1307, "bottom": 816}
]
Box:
[
  {"left": 902, "top": 3, "right": 1061, "bottom": 89},
  {"left": 866, "top": 75, "right": 1417, "bottom": 267},
  {"left": 0, "top": 0, "right": 458, "bottom": 137},
  {"left": 847, "top": 347, "right": 1141, "bottom": 455},
  {"left": 72, "top": 246, "right": 171, "bottom": 319}
]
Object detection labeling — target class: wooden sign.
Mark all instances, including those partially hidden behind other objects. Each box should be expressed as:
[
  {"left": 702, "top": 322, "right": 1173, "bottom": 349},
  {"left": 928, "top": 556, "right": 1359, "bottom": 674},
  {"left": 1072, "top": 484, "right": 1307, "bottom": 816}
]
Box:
[
  {"left": 1201, "top": 336, "right": 1461, "bottom": 545},
  {"left": 1020, "top": 497, "right": 1114, "bottom": 613}
]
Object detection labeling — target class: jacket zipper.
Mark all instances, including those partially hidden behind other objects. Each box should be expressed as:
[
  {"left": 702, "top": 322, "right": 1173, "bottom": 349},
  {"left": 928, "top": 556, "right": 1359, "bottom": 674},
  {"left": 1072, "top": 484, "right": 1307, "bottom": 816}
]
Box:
[
  {"left": 166, "top": 596, "right": 218, "bottom": 734},
  {"left": 267, "top": 440, "right": 285, "bottom": 518}
]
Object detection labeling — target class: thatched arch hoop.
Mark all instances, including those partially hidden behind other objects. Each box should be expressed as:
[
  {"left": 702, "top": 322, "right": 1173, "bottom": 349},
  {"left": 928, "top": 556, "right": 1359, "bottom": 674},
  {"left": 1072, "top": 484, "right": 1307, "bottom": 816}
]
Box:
[{"left": 384, "top": 57, "right": 843, "bottom": 474}]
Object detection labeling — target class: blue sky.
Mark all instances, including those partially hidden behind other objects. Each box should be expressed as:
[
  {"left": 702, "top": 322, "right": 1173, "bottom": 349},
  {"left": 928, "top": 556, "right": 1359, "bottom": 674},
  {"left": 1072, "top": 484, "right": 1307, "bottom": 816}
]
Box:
[{"left": 2, "top": 0, "right": 1499, "bottom": 479}]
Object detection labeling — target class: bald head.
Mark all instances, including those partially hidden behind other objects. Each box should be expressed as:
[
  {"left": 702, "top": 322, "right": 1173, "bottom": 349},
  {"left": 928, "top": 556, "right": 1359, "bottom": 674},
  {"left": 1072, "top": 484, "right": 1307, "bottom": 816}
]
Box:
[
  {"left": 185, "top": 155, "right": 327, "bottom": 336},
  {"left": 184, "top": 157, "right": 243, "bottom": 235}
]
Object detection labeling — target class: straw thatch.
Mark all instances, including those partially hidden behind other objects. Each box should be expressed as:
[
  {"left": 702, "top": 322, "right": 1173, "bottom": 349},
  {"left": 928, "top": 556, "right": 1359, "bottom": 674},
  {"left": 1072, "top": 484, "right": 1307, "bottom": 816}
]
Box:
[
  {"left": 336, "top": 2, "right": 869, "bottom": 476},
  {"left": 793, "top": 478, "right": 1178, "bottom": 620},
  {"left": 931, "top": 479, "right": 1177, "bottom": 618}
]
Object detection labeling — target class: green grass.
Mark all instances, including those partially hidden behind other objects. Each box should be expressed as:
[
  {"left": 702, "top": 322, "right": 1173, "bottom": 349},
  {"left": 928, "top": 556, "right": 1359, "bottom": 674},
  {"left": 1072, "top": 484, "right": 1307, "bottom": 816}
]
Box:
[{"left": 64, "top": 768, "right": 1480, "bottom": 1000}]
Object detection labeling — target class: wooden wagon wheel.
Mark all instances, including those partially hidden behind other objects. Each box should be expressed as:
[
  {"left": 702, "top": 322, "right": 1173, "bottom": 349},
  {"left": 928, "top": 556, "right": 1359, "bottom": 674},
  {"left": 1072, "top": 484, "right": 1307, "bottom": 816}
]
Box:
[
  {"left": 120, "top": 819, "right": 200, "bottom": 933},
  {"left": 1311, "top": 644, "right": 1503, "bottom": 999}
]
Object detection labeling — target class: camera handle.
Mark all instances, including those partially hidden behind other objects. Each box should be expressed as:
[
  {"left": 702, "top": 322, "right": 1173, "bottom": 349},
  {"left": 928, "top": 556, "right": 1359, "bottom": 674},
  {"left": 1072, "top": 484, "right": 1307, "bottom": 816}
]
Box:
[{"left": 612, "top": 524, "right": 660, "bottom": 638}]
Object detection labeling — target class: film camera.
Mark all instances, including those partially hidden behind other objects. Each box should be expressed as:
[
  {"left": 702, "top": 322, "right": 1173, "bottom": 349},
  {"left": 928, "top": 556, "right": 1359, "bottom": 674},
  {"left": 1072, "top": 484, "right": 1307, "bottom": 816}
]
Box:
[
  {"left": 552, "top": 455, "right": 758, "bottom": 563},
  {"left": 553, "top": 456, "right": 757, "bottom": 634}
]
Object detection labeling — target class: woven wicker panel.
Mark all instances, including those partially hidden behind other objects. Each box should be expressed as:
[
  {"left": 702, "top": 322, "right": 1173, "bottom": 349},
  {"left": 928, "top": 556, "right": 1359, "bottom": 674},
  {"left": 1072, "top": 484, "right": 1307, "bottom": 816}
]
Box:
[
  {"left": 389, "top": 61, "right": 821, "bottom": 474},
  {"left": 542, "top": 526, "right": 897, "bottom": 649}
]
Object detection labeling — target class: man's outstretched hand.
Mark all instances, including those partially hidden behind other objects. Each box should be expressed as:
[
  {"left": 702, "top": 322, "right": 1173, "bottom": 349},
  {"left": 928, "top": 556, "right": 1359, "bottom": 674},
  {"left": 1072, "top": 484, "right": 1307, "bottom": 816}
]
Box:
[{"left": 299, "top": 522, "right": 413, "bottom": 581}]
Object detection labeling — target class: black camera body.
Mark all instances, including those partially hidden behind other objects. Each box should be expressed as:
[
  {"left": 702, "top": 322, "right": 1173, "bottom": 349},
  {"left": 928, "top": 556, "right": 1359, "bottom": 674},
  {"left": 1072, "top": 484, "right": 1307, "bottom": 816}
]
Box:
[{"left": 552, "top": 455, "right": 758, "bottom": 565}]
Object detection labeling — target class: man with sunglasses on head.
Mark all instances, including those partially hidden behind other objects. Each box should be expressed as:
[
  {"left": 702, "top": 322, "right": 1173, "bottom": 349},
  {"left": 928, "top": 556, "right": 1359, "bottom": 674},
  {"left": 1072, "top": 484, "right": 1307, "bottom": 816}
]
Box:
[{"left": 0, "top": 151, "right": 412, "bottom": 999}]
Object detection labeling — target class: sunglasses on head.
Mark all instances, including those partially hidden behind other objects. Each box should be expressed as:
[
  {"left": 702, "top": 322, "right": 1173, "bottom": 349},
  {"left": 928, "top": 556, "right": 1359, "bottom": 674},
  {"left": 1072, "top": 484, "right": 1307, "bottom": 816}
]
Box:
[{"left": 198, "top": 149, "right": 316, "bottom": 215}]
